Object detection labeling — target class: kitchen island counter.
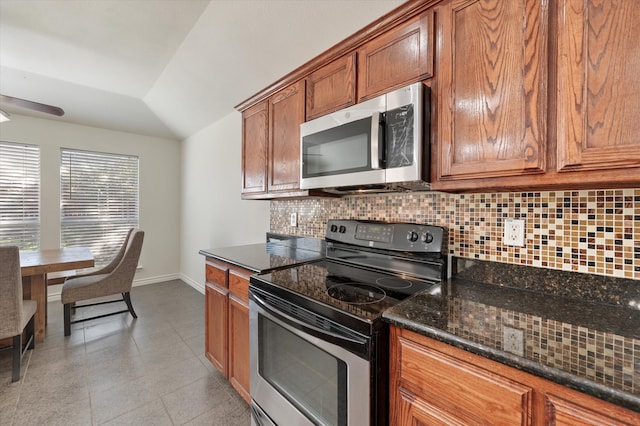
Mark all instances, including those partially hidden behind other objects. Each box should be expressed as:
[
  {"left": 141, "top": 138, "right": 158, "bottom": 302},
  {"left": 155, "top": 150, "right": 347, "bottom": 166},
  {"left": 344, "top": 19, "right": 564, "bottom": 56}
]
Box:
[{"left": 384, "top": 257, "right": 640, "bottom": 412}]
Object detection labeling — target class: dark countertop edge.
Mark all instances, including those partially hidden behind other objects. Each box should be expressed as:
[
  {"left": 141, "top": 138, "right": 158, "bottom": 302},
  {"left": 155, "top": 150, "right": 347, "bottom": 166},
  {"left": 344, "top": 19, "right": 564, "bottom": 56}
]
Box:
[
  {"left": 199, "top": 248, "right": 262, "bottom": 273},
  {"left": 383, "top": 311, "right": 640, "bottom": 413},
  {"left": 198, "top": 248, "right": 323, "bottom": 274}
]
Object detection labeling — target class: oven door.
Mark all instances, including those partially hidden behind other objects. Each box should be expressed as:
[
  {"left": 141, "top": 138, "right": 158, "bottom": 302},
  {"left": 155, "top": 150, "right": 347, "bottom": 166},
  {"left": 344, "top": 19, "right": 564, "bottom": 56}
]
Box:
[{"left": 249, "top": 287, "right": 371, "bottom": 426}]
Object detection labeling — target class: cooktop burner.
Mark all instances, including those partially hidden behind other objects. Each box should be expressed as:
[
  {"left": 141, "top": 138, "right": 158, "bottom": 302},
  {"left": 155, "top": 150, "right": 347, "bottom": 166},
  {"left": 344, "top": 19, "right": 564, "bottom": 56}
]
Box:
[
  {"left": 327, "top": 283, "right": 386, "bottom": 305},
  {"left": 375, "top": 276, "right": 413, "bottom": 290}
]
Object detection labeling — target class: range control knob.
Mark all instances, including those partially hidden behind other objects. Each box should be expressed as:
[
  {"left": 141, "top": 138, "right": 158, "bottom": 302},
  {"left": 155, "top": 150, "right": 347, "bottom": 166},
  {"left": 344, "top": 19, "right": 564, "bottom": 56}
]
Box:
[
  {"left": 338, "top": 225, "right": 347, "bottom": 234},
  {"left": 407, "top": 231, "right": 419, "bottom": 242},
  {"left": 421, "top": 232, "right": 434, "bottom": 243},
  {"left": 330, "top": 224, "right": 338, "bottom": 233}
]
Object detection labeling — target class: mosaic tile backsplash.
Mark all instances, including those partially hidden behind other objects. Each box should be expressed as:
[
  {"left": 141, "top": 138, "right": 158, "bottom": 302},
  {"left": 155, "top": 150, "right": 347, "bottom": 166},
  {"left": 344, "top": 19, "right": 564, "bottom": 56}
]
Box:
[{"left": 270, "top": 188, "right": 640, "bottom": 280}]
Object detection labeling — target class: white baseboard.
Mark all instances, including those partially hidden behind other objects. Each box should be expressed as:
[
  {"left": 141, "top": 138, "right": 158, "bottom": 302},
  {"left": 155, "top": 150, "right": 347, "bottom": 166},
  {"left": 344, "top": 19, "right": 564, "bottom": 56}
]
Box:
[
  {"left": 180, "top": 273, "right": 205, "bottom": 294},
  {"left": 46, "top": 273, "right": 183, "bottom": 302}
]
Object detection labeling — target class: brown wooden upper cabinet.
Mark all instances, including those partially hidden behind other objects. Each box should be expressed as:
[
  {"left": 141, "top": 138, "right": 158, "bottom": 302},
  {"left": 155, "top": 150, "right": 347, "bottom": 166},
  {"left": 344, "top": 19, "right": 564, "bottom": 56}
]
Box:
[
  {"left": 241, "top": 81, "right": 306, "bottom": 199},
  {"left": 268, "top": 81, "right": 305, "bottom": 193},
  {"left": 241, "top": 101, "right": 268, "bottom": 196},
  {"left": 305, "top": 53, "right": 356, "bottom": 121},
  {"left": 434, "top": 0, "right": 548, "bottom": 182},
  {"left": 556, "top": 0, "right": 640, "bottom": 173},
  {"left": 240, "top": 0, "right": 640, "bottom": 195},
  {"left": 432, "top": 0, "right": 640, "bottom": 191},
  {"left": 357, "top": 10, "right": 434, "bottom": 102}
]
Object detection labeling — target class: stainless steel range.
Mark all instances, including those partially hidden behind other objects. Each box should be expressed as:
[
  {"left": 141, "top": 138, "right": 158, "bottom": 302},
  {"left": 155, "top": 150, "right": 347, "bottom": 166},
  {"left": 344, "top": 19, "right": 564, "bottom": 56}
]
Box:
[{"left": 249, "top": 219, "right": 447, "bottom": 426}]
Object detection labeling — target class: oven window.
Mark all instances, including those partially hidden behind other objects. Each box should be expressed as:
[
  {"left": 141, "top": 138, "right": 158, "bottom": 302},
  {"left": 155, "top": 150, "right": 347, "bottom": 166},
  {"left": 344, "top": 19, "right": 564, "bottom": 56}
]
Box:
[{"left": 259, "top": 315, "right": 347, "bottom": 426}]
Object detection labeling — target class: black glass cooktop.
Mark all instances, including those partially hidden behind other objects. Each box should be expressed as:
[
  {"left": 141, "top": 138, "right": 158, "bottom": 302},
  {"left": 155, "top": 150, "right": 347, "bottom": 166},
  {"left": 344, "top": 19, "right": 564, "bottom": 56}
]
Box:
[{"left": 251, "top": 260, "right": 440, "bottom": 332}]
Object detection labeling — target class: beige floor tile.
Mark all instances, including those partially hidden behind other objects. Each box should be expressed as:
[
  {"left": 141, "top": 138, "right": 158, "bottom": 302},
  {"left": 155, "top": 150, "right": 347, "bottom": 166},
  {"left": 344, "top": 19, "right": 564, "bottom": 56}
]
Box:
[
  {"left": 0, "top": 280, "right": 251, "bottom": 426},
  {"left": 102, "top": 398, "right": 174, "bottom": 426}
]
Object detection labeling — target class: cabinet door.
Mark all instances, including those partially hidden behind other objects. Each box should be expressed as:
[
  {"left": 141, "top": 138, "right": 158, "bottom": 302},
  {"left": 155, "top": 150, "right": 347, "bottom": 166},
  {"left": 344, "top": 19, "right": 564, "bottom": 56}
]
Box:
[
  {"left": 358, "top": 10, "right": 434, "bottom": 101},
  {"left": 392, "top": 387, "right": 466, "bottom": 426},
  {"left": 268, "top": 80, "right": 305, "bottom": 193},
  {"left": 546, "top": 392, "right": 637, "bottom": 426},
  {"left": 306, "top": 53, "right": 356, "bottom": 120},
  {"left": 241, "top": 100, "right": 268, "bottom": 195},
  {"left": 436, "top": 0, "right": 548, "bottom": 181},
  {"left": 205, "top": 282, "right": 228, "bottom": 376},
  {"left": 390, "top": 327, "right": 533, "bottom": 426},
  {"left": 228, "top": 295, "right": 250, "bottom": 404},
  {"left": 557, "top": 0, "right": 640, "bottom": 172}
]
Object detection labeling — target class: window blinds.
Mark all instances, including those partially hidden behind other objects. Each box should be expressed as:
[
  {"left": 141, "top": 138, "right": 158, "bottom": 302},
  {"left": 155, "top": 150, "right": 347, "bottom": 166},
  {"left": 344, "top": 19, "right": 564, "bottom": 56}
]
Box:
[
  {"left": 60, "top": 148, "right": 139, "bottom": 268},
  {"left": 0, "top": 141, "right": 40, "bottom": 250}
]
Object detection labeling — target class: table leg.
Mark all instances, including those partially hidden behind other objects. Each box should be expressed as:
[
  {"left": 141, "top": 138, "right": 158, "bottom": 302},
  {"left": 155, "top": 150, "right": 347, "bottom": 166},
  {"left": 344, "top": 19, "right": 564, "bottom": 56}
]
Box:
[{"left": 22, "top": 274, "right": 46, "bottom": 343}]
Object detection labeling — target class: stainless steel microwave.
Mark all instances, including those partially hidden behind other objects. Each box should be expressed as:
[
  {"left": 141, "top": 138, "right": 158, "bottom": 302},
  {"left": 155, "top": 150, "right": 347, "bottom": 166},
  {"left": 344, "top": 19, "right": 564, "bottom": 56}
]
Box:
[{"left": 300, "top": 82, "right": 430, "bottom": 194}]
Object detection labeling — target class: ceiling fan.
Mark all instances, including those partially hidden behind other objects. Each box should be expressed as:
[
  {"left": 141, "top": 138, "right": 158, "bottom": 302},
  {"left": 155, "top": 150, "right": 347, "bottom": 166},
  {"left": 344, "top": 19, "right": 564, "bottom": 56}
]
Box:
[{"left": 0, "top": 94, "right": 65, "bottom": 121}]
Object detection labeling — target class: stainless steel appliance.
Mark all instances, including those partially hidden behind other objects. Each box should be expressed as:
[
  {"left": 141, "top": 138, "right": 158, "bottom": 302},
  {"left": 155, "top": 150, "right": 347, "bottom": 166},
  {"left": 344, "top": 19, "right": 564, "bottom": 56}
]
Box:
[
  {"left": 250, "top": 219, "right": 447, "bottom": 425},
  {"left": 299, "top": 83, "right": 430, "bottom": 194}
]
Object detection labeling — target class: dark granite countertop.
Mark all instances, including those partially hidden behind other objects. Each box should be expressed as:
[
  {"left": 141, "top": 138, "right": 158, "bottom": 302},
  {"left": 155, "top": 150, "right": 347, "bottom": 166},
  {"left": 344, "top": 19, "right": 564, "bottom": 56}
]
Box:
[
  {"left": 383, "top": 258, "right": 640, "bottom": 412},
  {"left": 199, "top": 236, "right": 325, "bottom": 273}
]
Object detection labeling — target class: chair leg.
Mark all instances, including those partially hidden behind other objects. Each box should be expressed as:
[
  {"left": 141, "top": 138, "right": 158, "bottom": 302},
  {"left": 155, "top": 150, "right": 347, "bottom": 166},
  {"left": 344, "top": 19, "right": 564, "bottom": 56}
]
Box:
[
  {"left": 64, "top": 303, "right": 72, "bottom": 336},
  {"left": 26, "top": 315, "right": 35, "bottom": 350},
  {"left": 123, "top": 292, "right": 137, "bottom": 319},
  {"left": 12, "top": 334, "right": 22, "bottom": 382}
]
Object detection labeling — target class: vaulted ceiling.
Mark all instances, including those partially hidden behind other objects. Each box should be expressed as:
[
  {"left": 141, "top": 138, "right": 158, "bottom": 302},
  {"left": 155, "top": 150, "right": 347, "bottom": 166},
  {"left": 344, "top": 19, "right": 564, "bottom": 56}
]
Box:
[{"left": 0, "top": 0, "right": 404, "bottom": 140}]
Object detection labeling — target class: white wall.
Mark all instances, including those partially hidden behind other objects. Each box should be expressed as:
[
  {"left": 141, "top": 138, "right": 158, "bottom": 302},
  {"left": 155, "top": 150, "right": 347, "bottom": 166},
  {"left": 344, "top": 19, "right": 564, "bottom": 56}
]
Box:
[
  {"left": 0, "top": 114, "right": 181, "bottom": 295},
  {"left": 180, "top": 111, "right": 270, "bottom": 291}
]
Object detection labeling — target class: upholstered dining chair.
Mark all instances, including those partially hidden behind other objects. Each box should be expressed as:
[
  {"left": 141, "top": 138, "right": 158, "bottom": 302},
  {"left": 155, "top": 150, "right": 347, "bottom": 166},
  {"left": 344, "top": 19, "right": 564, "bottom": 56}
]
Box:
[
  {"left": 61, "top": 229, "right": 144, "bottom": 336},
  {"left": 0, "top": 245, "right": 37, "bottom": 382}
]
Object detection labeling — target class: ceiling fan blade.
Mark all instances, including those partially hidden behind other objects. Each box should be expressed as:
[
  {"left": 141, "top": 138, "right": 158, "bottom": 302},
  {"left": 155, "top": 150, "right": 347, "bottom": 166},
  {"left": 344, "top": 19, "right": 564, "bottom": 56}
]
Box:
[{"left": 0, "top": 94, "right": 65, "bottom": 116}]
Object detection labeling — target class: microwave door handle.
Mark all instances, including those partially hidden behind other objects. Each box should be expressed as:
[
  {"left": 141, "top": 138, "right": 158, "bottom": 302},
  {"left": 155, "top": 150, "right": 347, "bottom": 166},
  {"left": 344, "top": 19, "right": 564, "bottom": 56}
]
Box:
[{"left": 370, "top": 111, "right": 381, "bottom": 169}]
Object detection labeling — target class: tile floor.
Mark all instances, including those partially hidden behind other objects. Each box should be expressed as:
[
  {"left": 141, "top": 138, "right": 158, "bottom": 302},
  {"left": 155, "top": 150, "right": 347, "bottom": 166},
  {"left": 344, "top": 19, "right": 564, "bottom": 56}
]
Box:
[{"left": 0, "top": 280, "right": 250, "bottom": 426}]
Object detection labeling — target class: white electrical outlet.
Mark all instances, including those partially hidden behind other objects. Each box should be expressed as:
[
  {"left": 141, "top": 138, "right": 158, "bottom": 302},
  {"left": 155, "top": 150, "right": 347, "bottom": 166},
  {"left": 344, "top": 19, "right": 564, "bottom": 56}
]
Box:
[
  {"left": 290, "top": 212, "right": 297, "bottom": 227},
  {"left": 504, "top": 218, "right": 525, "bottom": 247},
  {"left": 503, "top": 326, "right": 524, "bottom": 356}
]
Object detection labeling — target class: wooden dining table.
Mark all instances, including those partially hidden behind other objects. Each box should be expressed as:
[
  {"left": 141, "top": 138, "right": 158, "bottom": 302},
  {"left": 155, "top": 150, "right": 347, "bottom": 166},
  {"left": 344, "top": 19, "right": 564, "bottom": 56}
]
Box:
[{"left": 20, "top": 247, "right": 94, "bottom": 342}]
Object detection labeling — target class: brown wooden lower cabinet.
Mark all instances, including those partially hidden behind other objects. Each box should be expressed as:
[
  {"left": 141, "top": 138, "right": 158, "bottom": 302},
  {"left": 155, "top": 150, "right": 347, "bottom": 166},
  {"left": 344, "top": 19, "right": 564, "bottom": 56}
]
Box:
[
  {"left": 204, "top": 258, "right": 251, "bottom": 404},
  {"left": 205, "top": 281, "right": 228, "bottom": 375},
  {"left": 390, "top": 326, "right": 640, "bottom": 426}
]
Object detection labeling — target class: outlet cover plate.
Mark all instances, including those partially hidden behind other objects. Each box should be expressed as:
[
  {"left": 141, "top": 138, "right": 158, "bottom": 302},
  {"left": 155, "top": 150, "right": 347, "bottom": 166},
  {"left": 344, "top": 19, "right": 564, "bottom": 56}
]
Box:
[
  {"left": 290, "top": 212, "right": 297, "bottom": 227},
  {"left": 503, "top": 326, "right": 524, "bottom": 356},
  {"left": 504, "top": 219, "right": 525, "bottom": 247}
]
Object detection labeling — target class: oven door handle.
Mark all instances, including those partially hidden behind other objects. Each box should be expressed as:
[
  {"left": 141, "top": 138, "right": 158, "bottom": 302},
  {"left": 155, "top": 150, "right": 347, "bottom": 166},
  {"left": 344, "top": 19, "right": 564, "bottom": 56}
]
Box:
[{"left": 251, "top": 290, "right": 368, "bottom": 349}]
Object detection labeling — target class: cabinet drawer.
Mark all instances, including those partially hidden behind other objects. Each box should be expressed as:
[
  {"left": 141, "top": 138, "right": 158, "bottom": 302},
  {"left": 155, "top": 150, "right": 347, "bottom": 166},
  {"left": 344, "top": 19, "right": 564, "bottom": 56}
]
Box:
[
  {"left": 229, "top": 270, "right": 250, "bottom": 302},
  {"left": 205, "top": 259, "right": 229, "bottom": 287},
  {"left": 398, "top": 335, "right": 533, "bottom": 425}
]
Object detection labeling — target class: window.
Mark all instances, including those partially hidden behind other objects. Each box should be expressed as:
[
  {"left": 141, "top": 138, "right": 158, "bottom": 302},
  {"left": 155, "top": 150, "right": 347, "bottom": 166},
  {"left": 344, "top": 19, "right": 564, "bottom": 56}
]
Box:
[
  {"left": 60, "top": 148, "right": 139, "bottom": 268},
  {"left": 0, "top": 141, "right": 40, "bottom": 250}
]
